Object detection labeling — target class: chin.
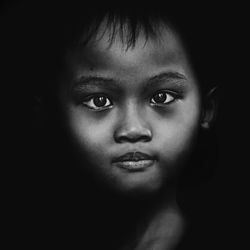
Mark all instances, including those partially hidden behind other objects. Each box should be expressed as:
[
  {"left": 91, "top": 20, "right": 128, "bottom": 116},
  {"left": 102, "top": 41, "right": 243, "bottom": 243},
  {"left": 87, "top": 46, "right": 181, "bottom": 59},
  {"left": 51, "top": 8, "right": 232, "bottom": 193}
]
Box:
[{"left": 109, "top": 172, "right": 165, "bottom": 198}]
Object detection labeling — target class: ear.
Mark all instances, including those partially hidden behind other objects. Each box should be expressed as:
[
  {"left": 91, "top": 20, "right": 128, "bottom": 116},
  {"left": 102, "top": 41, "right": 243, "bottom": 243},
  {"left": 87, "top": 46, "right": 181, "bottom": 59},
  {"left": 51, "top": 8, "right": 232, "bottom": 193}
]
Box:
[{"left": 201, "top": 86, "right": 219, "bottom": 129}]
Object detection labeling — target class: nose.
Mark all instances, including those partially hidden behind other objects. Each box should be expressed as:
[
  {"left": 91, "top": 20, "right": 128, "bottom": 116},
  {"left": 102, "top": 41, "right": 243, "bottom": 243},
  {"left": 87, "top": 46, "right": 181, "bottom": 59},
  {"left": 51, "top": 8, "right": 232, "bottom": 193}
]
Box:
[{"left": 114, "top": 105, "right": 152, "bottom": 143}]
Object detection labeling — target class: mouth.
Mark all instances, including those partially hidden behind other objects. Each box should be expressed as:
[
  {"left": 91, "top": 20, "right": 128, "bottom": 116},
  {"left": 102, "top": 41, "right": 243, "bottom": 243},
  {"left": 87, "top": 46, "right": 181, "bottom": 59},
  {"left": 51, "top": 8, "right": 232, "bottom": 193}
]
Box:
[{"left": 112, "top": 152, "right": 156, "bottom": 172}]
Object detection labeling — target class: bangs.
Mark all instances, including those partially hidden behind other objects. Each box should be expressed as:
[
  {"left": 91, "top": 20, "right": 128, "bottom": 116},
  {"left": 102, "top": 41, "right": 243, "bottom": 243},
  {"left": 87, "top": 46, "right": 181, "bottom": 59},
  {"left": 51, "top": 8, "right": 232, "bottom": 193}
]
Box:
[
  {"left": 80, "top": 15, "right": 162, "bottom": 49},
  {"left": 20, "top": 2, "right": 223, "bottom": 95},
  {"left": 61, "top": 6, "right": 172, "bottom": 50}
]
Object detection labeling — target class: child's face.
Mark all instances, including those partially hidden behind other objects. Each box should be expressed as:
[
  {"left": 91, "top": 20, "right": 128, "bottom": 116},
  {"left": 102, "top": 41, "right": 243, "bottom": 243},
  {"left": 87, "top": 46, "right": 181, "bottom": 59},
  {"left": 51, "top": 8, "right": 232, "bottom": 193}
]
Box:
[{"left": 60, "top": 25, "right": 202, "bottom": 195}]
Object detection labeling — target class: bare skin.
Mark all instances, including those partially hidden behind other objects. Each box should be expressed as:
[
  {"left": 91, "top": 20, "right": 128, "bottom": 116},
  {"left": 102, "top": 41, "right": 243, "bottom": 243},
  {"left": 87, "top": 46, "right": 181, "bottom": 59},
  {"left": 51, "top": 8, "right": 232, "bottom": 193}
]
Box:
[
  {"left": 121, "top": 199, "right": 184, "bottom": 250},
  {"left": 59, "top": 22, "right": 203, "bottom": 249}
]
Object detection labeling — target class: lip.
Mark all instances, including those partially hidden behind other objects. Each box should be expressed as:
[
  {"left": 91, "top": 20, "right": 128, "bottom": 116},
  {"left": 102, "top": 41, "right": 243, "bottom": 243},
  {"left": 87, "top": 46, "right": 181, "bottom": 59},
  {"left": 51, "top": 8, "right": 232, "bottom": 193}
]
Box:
[
  {"left": 112, "top": 152, "right": 155, "bottom": 171},
  {"left": 112, "top": 152, "right": 155, "bottom": 163}
]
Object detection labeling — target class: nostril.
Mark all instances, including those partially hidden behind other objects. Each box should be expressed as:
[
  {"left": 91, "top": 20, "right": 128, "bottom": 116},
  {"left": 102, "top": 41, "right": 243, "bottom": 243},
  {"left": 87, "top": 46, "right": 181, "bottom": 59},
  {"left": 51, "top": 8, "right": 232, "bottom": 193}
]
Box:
[{"left": 140, "top": 134, "right": 152, "bottom": 142}]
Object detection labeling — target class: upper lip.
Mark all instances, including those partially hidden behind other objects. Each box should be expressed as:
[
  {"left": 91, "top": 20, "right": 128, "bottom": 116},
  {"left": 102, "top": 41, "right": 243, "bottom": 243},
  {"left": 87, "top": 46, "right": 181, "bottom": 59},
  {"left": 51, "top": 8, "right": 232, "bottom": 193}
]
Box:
[{"left": 112, "top": 152, "right": 155, "bottom": 163}]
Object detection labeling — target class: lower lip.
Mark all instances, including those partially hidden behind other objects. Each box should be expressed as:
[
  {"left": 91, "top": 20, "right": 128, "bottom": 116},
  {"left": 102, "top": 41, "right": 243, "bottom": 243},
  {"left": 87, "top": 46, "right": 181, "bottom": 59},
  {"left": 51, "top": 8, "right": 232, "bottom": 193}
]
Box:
[{"left": 112, "top": 160, "right": 155, "bottom": 171}]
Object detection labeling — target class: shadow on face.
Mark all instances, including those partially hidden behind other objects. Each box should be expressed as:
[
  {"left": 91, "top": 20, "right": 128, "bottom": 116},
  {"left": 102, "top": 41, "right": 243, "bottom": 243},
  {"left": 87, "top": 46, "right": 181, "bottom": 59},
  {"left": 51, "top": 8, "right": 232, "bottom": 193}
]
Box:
[{"left": 58, "top": 22, "right": 204, "bottom": 196}]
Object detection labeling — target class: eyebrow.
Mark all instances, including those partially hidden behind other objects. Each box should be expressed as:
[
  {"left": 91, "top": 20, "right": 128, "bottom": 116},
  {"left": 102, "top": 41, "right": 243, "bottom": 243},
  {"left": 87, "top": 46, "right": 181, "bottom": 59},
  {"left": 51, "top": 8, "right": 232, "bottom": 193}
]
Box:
[
  {"left": 72, "top": 71, "right": 187, "bottom": 90},
  {"left": 144, "top": 71, "right": 188, "bottom": 91},
  {"left": 148, "top": 71, "right": 187, "bottom": 83},
  {"left": 72, "top": 76, "right": 120, "bottom": 91}
]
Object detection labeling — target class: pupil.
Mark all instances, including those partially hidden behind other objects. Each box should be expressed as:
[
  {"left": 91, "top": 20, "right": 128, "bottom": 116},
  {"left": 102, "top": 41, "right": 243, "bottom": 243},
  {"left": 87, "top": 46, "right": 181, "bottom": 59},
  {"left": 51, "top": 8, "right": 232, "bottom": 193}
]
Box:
[
  {"left": 94, "top": 96, "right": 106, "bottom": 107},
  {"left": 154, "top": 93, "right": 166, "bottom": 103}
]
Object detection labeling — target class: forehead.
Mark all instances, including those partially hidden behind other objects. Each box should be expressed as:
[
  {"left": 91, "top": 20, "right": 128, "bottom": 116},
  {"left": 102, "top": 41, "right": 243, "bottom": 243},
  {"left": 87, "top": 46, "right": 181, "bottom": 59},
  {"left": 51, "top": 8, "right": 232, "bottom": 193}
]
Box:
[{"left": 66, "top": 24, "right": 193, "bottom": 79}]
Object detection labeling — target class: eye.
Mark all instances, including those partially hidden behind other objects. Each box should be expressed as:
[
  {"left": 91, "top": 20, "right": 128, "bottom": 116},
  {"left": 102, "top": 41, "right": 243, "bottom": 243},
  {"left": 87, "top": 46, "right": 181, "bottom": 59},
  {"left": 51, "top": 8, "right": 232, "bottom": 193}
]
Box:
[
  {"left": 150, "top": 91, "right": 176, "bottom": 105},
  {"left": 82, "top": 95, "right": 113, "bottom": 110}
]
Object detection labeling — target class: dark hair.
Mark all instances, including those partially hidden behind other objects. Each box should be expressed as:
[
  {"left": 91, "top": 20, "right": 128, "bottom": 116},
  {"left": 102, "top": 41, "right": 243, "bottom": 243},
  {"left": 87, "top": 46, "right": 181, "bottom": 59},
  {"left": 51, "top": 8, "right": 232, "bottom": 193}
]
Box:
[
  {"left": 60, "top": 4, "right": 222, "bottom": 92},
  {"left": 2, "top": 2, "right": 222, "bottom": 248},
  {"left": 0, "top": 1, "right": 221, "bottom": 185},
  {"left": 55, "top": 2, "right": 221, "bottom": 171},
  {"left": 10, "top": 2, "right": 223, "bottom": 103},
  {"left": 9, "top": 1, "right": 219, "bottom": 183},
  {"left": 41, "top": 2, "right": 220, "bottom": 201}
]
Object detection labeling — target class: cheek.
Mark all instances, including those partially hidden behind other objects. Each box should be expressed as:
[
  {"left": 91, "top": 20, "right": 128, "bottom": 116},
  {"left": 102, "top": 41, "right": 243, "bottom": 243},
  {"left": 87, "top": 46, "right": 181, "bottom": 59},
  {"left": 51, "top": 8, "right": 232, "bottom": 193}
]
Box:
[
  {"left": 158, "top": 120, "right": 198, "bottom": 157},
  {"left": 65, "top": 107, "right": 114, "bottom": 158},
  {"left": 155, "top": 99, "right": 201, "bottom": 163}
]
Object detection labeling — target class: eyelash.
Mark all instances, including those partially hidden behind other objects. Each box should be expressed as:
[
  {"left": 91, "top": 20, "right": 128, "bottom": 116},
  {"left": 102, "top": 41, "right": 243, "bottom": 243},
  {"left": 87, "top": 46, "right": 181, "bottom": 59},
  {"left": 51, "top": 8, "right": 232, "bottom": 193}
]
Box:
[
  {"left": 150, "top": 91, "right": 178, "bottom": 106},
  {"left": 81, "top": 91, "right": 180, "bottom": 111},
  {"left": 82, "top": 94, "right": 113, "bottom": 110}
]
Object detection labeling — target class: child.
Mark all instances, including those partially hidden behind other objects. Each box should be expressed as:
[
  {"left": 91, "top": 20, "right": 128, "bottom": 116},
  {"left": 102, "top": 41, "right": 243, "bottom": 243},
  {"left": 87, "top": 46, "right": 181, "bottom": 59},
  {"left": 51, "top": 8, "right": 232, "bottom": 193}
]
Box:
[{"left": 26, "top": 2, "right": 220, "bottom": 249}]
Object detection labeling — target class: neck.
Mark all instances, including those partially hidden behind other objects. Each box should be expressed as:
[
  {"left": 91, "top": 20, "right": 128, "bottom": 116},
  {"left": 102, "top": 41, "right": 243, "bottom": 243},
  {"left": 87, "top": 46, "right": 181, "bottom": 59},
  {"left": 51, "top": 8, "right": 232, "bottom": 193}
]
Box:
[
  {"left": 93, "top": 187, "right": 185, "bottom": 250},
  {"left": 135, "top": 200, "right": 184, "bottom": 250},
  {"left": 69, "top": 178, "right": 185, "bottom": 249},
  {"left": 119, "top": 193, "right": 185, "bottom": 250}
]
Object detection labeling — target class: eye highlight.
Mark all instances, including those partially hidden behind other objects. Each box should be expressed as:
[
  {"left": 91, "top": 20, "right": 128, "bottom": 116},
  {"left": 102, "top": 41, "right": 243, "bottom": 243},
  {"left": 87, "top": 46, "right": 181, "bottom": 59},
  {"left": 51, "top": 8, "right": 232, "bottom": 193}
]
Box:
[
  {"left": 150, "top": 91, "right": 177, "bottom": 105},
  {"left": 82, "top": 95, "right": 113, "bottom": 110}
]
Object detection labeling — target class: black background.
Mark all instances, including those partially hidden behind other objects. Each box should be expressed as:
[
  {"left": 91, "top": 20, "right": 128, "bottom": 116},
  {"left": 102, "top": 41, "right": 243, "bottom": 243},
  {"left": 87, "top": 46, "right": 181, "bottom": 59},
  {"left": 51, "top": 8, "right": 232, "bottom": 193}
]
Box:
[{"left": 1, "top": 1, "right": 248, "bottom": 249}]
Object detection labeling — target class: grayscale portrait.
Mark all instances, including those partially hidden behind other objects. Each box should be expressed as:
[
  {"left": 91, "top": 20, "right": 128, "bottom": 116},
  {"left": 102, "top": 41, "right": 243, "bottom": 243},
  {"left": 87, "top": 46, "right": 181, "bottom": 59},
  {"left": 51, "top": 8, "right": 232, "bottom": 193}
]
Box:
[{"left": 2, "top": 1, "right": 242, "bottom": 249}]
